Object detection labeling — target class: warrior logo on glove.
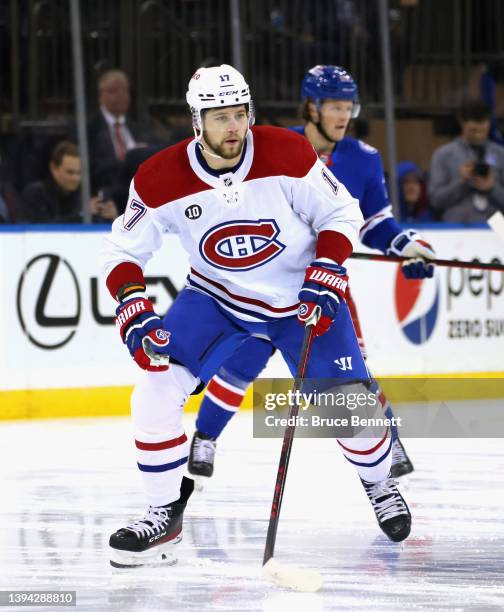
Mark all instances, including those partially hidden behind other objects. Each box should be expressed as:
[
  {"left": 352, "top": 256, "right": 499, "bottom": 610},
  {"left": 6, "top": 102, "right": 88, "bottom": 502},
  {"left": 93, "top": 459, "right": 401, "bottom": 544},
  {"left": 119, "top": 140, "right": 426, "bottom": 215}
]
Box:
[
  {"left": 298, "top": 260, "right": 349, "bottom": 336},
  {"left": 116, "top": 300, "right": 148, "bottom": 329},
  {"left": 307, "top": 268, "right": 348, "bottom": 292},
  {"left": 115, "top": 296, "right": 171, "bottom": 371}
]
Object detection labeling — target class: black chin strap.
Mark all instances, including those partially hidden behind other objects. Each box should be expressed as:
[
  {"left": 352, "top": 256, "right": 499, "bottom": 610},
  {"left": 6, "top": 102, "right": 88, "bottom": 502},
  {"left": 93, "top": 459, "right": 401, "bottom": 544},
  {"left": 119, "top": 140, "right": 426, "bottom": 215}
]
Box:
[{"left": 314, "top": 120, "right": 338, "bottom": 145}]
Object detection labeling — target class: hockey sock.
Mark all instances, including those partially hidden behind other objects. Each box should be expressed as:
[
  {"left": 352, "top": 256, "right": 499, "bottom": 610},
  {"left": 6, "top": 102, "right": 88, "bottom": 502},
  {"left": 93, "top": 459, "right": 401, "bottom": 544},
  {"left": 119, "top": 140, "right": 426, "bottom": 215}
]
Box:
[
  {"left": 135, "top": 431, "right": 190, "bottom": 507},
  {"left": 373, "top": 383, "right": 399, "bottom": 441},
  {"left": 337, "top": 428, "right": 393, "bottom": 483},
  {"left": 196, "top": 373, "right": 248, "bottom": 439},
  {"left": 384, "top": 406, "right": 399, "bottom": 440},
  {"left": 379, "top": 389, "right": 399, "bottom": 441}
]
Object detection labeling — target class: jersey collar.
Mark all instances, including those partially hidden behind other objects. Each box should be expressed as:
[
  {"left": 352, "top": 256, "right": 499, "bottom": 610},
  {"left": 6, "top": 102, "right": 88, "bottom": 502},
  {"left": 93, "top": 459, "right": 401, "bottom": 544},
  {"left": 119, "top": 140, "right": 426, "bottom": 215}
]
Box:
[
  {"left": 195, "top": 140, "right": 248, "bottom": 177},
  {"left": 186, "top": 130, "right": 254, "bottom": 189}
]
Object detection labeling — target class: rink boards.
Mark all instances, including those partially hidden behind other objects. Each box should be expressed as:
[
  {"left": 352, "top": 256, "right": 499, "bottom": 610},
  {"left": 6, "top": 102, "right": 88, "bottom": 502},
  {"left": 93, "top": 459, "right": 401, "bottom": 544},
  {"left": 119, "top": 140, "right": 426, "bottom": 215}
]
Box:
[{"left": 0, "top": 225, "right": 503, "bottom": 418}]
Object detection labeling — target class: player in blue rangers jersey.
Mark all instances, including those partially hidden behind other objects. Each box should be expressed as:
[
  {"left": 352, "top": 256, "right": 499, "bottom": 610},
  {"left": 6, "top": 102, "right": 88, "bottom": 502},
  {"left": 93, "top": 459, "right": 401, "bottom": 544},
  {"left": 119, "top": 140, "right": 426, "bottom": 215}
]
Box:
[{"left": 189, "top": 65, "right": 436, "bottom": 483}]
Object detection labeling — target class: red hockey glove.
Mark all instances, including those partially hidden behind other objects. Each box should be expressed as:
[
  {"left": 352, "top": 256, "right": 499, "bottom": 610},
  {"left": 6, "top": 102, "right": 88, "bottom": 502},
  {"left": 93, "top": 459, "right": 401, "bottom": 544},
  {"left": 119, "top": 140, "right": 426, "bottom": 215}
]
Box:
[
  {"left": 297, "top": 260, "right": 348, "bottom": 336},
  {"left": 115, "top": 296, "right": 171, "bottom": 371}
]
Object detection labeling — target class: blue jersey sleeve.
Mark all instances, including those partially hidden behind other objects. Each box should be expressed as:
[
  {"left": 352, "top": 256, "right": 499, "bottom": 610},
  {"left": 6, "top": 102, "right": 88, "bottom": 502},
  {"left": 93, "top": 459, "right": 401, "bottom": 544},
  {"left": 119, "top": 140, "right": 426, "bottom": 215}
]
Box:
[{"left": 358, "top": 150, "right": 403, "bottom": 253}]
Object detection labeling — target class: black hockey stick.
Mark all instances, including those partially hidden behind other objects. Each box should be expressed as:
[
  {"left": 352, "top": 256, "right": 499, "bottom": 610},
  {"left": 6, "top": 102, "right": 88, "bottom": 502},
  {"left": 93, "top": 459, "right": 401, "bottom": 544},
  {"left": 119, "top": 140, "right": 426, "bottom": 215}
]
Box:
[
  {"left": 350, "top": 252, "right": 504, "bottom": 272},
  {"left": 262, "top": 317, "right": 322, "bottom": 592}
]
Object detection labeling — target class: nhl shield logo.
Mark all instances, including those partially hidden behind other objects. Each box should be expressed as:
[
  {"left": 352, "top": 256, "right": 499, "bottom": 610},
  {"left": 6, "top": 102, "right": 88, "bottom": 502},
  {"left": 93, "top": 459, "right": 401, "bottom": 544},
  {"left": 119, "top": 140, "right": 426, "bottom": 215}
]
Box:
[{"left": 199, "top": 219, "right": 286, "bottom": 271}]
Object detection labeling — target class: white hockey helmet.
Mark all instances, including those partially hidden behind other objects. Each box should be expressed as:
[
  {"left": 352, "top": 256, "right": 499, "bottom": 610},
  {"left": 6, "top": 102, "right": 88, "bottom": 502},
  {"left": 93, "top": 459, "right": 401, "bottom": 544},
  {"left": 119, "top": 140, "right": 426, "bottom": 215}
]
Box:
[{"left": 186, "top": 64, "right": 255, "bottom": 138}]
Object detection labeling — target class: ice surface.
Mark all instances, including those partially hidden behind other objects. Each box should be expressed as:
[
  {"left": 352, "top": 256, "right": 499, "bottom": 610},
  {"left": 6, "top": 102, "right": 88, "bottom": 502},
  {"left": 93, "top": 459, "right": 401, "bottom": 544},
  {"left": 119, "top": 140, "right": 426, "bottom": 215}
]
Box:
[{"left": 1, "top": 410, "right": 503, "bottom": 611}]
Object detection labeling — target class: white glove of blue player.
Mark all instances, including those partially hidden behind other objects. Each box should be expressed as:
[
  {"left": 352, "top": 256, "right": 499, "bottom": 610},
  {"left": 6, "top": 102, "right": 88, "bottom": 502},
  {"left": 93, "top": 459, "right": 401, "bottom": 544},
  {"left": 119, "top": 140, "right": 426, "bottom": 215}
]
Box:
[{"left": 387, "top": 230, "right": 435, "bottom": 279}]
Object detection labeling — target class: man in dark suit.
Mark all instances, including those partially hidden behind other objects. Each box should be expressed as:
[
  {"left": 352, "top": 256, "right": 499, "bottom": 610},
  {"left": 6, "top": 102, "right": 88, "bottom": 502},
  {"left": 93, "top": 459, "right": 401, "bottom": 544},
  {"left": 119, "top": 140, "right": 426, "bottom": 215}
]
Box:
[
  {"left": 89, "top": 70, "right": 137, "bottom": 194},
  {"left": 88, "top": 69, "right": 164, "bottom": 213}
]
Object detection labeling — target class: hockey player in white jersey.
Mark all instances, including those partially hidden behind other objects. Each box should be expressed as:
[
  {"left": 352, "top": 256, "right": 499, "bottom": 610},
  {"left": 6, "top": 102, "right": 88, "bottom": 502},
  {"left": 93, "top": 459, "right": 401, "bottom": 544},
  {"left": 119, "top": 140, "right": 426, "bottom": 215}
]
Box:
[
  {"left": 103, "top": 64, "right": 411, "bottom": 568},
  {"left": 189, "top": 66, "right": 436, "bottom": 480}
]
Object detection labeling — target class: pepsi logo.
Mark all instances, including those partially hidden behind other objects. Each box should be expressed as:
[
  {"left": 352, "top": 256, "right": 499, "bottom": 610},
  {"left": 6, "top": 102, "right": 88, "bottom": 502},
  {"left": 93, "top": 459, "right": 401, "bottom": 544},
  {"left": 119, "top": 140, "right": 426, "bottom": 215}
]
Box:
[
  {"left": 395, "top": 267, "right": 439, "bottom": 344},
  {"left": 199, "top": 219, "right": 286, "bottom": 271}
]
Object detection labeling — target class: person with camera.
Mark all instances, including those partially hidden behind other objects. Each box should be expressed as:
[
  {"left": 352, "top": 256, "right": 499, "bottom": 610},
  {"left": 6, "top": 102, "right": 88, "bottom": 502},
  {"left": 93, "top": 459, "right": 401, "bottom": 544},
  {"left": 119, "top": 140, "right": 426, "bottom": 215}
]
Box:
[
  {"left": 20, "top": 141, "right": 118, "bottom": 224},
  {"left": 89, "top": 189, "right": 118, "bottom": 223},
  {"left": 428, "top": 100, "right": 504, "bottom": 223}
]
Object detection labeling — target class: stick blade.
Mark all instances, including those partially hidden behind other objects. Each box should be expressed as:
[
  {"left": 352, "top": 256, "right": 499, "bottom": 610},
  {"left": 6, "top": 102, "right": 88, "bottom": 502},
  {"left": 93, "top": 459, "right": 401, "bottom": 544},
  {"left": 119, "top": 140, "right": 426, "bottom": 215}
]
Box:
[
  {"left": 488, "top": 211, "right": 504, "bottom": 241},
  {"left": 262, "top": 558, "right": 323, "bottom": 593}
]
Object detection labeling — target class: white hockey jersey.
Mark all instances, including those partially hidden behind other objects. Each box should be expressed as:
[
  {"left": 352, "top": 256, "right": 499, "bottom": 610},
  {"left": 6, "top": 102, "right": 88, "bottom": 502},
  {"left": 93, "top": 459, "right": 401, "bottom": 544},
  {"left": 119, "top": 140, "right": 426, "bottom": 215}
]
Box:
[{"left": 103, "top": 126, "right": 363, "bottom": 322}]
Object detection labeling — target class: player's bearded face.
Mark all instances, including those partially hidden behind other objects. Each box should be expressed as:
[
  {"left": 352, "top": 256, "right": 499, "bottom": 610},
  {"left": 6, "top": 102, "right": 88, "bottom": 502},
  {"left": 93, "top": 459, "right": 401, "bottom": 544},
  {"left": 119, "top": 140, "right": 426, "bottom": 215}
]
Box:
[
  {"left": 202, "top": 106, "right": 249, "bottom": 159},
  {"left": 319, "top": 99, "right": 354, "bottom": 142}
]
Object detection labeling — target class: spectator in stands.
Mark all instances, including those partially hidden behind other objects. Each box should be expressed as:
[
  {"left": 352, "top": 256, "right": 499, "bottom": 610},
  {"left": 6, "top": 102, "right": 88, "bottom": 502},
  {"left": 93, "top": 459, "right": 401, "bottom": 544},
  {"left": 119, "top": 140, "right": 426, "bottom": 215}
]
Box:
[
  {"left": 0, "top": 153, "right": 19, "bottom": 223},
  {"left": 88, "top": 70, "right": 135, "bottom": 189},
  {"left": 480, "top": 65, "right": 504, "bottom": 147},
  {"left": 89, "top": 188, "right": 120, "bottom": 224},
  {"left": 397, "top": 161, "right": 432, "bottom": 222},
  {"left": 87, "top": 68, "right": 161, "bottom": 211},
  {"left": 20, "top": 141, "right": 118, "bottom": 223},
  {"left": 0, "top": 183, "right": 19, "bottom": 223},
  {"left": 429, "top": 100, "right": 504, "bottom": 222}
]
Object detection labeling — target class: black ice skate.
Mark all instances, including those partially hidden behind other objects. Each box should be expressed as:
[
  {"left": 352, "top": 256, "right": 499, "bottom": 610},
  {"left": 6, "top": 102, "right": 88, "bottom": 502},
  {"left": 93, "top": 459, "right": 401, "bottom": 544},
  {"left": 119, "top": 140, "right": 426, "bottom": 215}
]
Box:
[
  {"left": 390, "top": 437, "right": 414, "bottom": 478},
  {"left": 361, "top": 477, "right": 411, "bottom": 542},
  {"left": 188, "top": 430, "right": 216, "bottom": 478},
  {"left": 109, "top": 476, "right": 194, "bottom": 568}
]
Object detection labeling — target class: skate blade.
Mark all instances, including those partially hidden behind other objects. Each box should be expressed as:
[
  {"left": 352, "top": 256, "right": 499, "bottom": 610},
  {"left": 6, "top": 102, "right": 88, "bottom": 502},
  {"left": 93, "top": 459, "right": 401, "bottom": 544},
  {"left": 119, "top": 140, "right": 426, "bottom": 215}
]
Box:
[{"left": 110, "top": 534, "right": 182, "bottom": 568}]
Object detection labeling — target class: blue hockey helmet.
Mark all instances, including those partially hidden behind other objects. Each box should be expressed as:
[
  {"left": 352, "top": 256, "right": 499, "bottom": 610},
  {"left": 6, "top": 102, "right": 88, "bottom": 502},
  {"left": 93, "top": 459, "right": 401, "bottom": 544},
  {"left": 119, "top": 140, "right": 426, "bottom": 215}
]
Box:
[{"left": 301, "top": 65, "right": 360, "bottom": 118}]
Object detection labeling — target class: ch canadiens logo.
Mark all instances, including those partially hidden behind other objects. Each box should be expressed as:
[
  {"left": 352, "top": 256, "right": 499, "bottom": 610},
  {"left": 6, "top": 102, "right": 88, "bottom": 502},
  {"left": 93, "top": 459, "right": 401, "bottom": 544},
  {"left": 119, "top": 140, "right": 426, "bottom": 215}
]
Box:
[{"left": 199, "top": 219, "right": 286, "bottom": 271}]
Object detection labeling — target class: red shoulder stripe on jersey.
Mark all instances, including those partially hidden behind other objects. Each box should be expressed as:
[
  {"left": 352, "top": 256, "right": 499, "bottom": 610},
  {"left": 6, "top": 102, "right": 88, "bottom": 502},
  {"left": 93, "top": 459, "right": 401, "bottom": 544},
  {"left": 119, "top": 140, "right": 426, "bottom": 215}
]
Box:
[
  {"left": 245, "top": 126, "right": 317, "bottom": 181},
  {"left": 106, "top": 262, "right": 145, "bottom": 300},
  {"left": 133, "top": 138, "right": 211, "bottom": 208},
  {"left": 316, "top": 230, "right": 353, "bottom": 264}
]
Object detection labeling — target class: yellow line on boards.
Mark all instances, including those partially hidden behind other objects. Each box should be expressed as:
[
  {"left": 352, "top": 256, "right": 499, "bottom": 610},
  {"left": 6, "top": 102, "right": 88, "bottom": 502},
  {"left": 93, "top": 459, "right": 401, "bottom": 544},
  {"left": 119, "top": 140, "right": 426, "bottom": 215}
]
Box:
[
  {"left": 0, "top": 373, "right": 502, "bottom": 421},
  {"left": 0, "top": 386, "right": 219, "bottom": 421}
]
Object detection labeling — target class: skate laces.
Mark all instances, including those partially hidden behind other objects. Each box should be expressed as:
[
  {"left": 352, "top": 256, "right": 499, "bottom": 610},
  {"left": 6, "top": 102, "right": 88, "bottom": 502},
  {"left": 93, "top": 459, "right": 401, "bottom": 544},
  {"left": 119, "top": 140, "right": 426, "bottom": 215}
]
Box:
[
  {"left": 364, "top": 479, "right": 407, "bottom": 522},
  {"left": 193, "top": 436, "right": 216, "bottom": 464},
  {"left": 124, "top": 506, "right": 171, "bottom": 539},
  {"left": 391, "top": 439, "right": 407, "bottom": 464}
]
